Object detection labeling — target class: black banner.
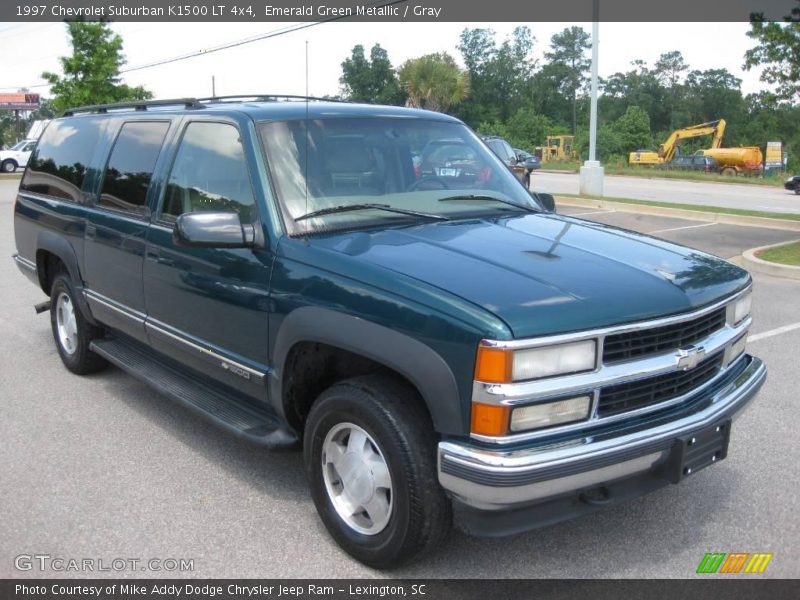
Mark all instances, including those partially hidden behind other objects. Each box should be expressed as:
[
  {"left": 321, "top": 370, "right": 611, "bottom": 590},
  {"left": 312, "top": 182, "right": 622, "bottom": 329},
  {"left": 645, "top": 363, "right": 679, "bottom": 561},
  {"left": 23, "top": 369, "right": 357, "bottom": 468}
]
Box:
[
  {"left": 3, "top": 580, "right": 800, "bottom": 600},
  {"left": 2, "top": 0, "right": 799, "bottom": 22}
]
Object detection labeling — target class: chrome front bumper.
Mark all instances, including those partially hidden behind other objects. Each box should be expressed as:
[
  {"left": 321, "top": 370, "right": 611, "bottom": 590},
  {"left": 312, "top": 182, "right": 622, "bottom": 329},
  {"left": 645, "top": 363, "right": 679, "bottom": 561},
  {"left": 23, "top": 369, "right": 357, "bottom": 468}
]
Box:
[{"left": 438, "top": 355, "right": 766, "bottom": 511}]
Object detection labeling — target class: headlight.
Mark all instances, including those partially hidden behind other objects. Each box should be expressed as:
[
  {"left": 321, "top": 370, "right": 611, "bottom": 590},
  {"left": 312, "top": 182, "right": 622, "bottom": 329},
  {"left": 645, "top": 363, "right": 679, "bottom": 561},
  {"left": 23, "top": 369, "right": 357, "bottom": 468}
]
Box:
[
  {"left": 474, "top": 339, "right": 597, "bottom": 383},
  {"left": 510, "top": 395, "right": 591, "bottom": 432},
  {"left": 731, "top": 292, "right": 752, "bottom": 325}
]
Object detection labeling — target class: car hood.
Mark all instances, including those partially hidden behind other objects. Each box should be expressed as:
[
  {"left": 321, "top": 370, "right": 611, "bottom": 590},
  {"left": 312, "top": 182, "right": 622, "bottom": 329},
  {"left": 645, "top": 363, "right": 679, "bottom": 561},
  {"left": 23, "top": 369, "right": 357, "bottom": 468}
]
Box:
[{"left": 310, "top": 213, "right": 750, "bottom": 338}]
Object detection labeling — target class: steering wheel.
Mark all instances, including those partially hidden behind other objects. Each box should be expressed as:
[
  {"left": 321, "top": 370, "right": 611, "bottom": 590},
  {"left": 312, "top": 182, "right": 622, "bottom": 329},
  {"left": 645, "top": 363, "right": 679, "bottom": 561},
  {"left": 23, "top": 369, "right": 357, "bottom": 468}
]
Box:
[{"left": 408, "top": 176, "right": 450, "bottom": 192}]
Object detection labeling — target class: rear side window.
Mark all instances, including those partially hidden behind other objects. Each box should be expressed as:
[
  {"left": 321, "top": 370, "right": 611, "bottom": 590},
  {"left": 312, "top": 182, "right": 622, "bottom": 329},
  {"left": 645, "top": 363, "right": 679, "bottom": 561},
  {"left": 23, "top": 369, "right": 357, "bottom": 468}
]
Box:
[
  {"left": 98, "top": 121, "right": 170, "bottom": 215},
  {"left": 161, "top": 122, "right": 255, "bottom": 222},
  {"left": 20, "top": 118, "right": 102, "bottom": 202}
]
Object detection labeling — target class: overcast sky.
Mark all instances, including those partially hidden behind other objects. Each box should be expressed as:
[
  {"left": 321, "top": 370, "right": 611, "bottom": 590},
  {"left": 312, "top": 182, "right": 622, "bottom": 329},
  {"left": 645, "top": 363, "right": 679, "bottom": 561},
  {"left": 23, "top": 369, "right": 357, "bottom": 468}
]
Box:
[{"left": 0, "top": 21, "right": 768, "bottom": 100}]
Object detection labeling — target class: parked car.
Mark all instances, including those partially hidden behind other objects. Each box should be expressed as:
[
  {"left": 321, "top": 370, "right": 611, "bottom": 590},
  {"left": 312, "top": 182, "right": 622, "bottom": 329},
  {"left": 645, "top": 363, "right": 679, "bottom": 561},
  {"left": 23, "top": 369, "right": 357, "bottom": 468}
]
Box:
[
  {"left": 660, "top": 154, "right": 719, "bottom": 173},
  {"left": 13, "top": 97, "right": 764, "bottom": 568},
  {"left": 1, "top": 138, "right": 37, "bottom": 173},
  {"left": 785, "top": 175, "right": 800, "bottom": 194},
  {"left": 481, "top": 135, "right": 529, "bottom": 186},
  {"left": 514, "top": 148, "right": 541, "bottom": 181}
]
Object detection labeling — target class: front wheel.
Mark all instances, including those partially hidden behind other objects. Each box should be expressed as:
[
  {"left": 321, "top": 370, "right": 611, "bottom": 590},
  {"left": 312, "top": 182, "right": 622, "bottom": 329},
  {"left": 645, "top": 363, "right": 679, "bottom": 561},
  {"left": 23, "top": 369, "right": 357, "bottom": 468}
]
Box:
[
  {"left": 304, "top": 375, "right": 451, "bottom": 568},
  {"left": 1, "top": 160, "right": 17, "bottom": 173}
]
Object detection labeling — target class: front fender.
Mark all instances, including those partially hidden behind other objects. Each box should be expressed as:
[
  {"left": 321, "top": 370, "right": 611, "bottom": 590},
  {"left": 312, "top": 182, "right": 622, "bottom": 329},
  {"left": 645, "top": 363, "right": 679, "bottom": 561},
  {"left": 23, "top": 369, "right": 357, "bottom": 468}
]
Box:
[{"left": 271, "top": 306, "right": 463, "bottom": 435}]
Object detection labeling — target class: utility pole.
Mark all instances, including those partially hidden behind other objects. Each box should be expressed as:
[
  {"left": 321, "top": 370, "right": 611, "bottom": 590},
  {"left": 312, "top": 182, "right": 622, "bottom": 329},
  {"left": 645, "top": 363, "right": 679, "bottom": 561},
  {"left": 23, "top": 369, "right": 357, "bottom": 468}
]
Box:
[{"left": 579, "top": 0, "right": 604, "bottom": 196}]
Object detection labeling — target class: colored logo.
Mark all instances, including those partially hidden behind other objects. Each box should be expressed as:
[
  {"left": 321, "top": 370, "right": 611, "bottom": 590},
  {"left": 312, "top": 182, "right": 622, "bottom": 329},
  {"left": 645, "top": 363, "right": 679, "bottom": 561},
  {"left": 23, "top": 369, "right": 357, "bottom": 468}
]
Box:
[{"left": 696, "top": 552, "right": 773, "bottom": 574}]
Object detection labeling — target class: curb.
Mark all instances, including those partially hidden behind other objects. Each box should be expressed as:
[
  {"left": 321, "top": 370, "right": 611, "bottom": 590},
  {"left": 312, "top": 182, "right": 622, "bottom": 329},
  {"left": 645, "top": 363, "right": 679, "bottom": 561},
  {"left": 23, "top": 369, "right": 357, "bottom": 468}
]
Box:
[
  {"left": 555, "top": 196, "right": 800, "bottom": 233},
  {"left": 742, "top": 240, "right": 800, "bottom": 280}
]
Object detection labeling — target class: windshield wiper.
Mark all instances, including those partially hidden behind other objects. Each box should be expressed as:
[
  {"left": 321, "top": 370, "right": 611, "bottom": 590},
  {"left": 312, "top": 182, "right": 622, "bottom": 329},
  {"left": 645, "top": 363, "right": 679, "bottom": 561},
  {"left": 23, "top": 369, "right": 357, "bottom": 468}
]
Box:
[
  {"left": 438, "top": 194, "right": 536, "bottom": 212},
  {"left": 295, "top": 203, "right": 449, "bottom": 222}
]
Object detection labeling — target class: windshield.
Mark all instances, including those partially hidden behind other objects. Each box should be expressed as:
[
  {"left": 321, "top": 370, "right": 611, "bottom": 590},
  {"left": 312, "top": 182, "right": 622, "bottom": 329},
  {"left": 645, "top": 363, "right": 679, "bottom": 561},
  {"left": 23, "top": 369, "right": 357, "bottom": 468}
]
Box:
[
  {"left": 10, "top": 141, "right": 27, "bottom": 151},
  {"left": 259, "top": 117, "right": 539, "bottom": 235}
]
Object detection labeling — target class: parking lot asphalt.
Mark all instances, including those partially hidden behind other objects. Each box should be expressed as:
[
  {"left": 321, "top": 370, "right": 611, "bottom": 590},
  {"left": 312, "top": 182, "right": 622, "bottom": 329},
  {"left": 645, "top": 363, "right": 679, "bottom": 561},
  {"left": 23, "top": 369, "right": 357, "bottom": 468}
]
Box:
[
  {"left": 534, "top": 171, "right": 800, "bottom": 215},
  {"left": 1, "top": 178, "right": 799, "bottom": 578}
]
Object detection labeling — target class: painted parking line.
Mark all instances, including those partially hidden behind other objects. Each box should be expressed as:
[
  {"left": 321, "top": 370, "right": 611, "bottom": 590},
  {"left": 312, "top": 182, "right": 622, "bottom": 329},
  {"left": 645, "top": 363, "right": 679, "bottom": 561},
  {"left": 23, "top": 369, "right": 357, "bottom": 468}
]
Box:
[
  {"left": 647, "top": 222, "right": 717, "bottom": 235},
  {"left": 748, "top": 322, "right": 800, "bottom": 343}
]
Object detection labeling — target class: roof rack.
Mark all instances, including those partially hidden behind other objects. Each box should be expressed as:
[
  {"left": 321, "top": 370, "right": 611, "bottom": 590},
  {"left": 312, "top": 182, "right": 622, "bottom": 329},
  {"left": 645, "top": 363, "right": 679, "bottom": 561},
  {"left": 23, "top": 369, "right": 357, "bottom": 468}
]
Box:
[
  {"left": 62, "top": 97, "right": 203, "bottom": 116},
  {"left": 194, "top": 94, "right": 346, "bottom": 104},
  {"left": 62, "top": 94, "right": 347, "bottom": 116}
]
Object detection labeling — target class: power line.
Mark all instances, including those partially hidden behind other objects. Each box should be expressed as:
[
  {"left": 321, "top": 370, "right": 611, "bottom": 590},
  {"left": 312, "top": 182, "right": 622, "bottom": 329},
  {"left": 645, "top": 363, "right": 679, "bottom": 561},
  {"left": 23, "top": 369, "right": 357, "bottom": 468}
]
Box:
[{"left": 0, "top": 0, "right": 408, "bottom": 92}]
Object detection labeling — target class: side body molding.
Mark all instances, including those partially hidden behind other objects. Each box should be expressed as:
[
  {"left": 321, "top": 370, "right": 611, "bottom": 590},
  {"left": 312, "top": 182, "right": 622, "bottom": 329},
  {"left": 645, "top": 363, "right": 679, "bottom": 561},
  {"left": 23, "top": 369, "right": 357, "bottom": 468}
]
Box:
[{"left": 271, "top": 306, "right": 463, "bottom": 435}]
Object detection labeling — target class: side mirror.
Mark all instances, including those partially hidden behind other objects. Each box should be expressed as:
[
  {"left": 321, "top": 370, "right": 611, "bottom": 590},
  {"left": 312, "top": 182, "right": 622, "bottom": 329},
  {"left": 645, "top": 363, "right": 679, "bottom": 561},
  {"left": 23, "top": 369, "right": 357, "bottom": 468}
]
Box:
[
  {"left": 533, "top": 192, "right": 556, "bottom": 212},
  {"left": 173, "top": 212, "right": 256, "bottom": 248}
]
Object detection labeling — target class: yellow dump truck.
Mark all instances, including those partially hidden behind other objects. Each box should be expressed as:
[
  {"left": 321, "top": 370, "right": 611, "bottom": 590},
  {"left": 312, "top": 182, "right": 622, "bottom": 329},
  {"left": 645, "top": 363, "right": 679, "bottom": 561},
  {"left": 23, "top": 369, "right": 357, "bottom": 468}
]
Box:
[{"left": 698, "top": 147, "right": 763, "bottom": 176}]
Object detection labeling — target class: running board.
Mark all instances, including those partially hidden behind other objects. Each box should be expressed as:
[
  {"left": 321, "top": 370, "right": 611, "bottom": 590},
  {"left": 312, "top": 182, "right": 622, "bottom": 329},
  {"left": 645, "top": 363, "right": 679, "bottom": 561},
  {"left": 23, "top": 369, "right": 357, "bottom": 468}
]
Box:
[{"left": 90, "top": 338, "right": 298, "bottom": 448}]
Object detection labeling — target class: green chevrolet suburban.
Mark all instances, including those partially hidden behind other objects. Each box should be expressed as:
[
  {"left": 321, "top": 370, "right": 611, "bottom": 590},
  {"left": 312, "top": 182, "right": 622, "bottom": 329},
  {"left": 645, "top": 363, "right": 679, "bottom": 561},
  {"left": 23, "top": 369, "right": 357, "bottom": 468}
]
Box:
[{"left": 12, "top": 96, "right": 765, "bottom": 568}]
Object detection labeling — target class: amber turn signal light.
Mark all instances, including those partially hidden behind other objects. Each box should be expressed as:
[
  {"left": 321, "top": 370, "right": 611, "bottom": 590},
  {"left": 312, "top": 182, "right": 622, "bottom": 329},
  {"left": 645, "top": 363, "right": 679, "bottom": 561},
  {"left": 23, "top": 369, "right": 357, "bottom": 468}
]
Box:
[
  {"left": 470, "top": 403, "right": 510, "bottom": 436},
  {"left": 474, "top": 345, "right": 513, "bottom": 383}
]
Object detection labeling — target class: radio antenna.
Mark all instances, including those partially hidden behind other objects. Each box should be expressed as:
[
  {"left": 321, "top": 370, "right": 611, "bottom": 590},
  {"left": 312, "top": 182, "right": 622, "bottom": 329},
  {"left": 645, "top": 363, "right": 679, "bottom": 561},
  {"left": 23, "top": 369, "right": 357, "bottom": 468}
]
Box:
[{"left": 304, "top": 40, "right": 309, "bottom": 238}]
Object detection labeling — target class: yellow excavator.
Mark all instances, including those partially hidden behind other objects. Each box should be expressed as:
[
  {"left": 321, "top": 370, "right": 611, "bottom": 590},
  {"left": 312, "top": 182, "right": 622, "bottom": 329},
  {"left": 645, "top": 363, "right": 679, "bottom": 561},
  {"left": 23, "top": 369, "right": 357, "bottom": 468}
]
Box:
[
  {"left": 629, "top": 119, "right": 726, "bottom": 165},
  {"left": 536, "top": 135, "right": 577, "bottom": 162}
]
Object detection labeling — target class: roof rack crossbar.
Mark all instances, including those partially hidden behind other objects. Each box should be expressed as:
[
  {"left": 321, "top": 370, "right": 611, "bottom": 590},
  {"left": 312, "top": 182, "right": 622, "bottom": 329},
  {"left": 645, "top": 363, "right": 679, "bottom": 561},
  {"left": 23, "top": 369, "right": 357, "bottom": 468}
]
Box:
[{"left": 62, "top": 97, "right": 203, "bottom": 116}]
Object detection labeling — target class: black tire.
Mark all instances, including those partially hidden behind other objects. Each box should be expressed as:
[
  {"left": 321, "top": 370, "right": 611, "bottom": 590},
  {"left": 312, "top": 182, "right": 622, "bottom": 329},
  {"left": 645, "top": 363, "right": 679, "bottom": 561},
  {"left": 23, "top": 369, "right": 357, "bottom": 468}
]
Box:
[
  {"left": 795, "top": 187, "right": 799, "bottom": 196},
  {"left": 304, "top": 375, "right": 451, "bottom": 568},
  {"left": 1, "top": 160, "right": 17, "bottom": 173},
  {"left": 49, "top": 271, "right": 107, "bottom": 375}
]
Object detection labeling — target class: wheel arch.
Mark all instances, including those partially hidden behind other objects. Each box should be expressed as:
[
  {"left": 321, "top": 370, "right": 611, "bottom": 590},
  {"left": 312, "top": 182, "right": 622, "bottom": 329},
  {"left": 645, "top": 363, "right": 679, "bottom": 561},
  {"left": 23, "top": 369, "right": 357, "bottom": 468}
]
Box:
[
  {"left": 35, "top": 231, "right": 98, "bottom": 325},
  {"left": 271, "top": 307, "right": 463, "bottom": 436}
]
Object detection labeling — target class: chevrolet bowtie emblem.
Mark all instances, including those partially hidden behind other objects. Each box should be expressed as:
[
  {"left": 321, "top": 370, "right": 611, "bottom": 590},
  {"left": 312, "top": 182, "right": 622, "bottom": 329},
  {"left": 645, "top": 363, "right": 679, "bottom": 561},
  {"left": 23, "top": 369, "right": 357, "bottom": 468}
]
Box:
[{"left": 676, "top": 345, "right": 705, "bottom": 370}]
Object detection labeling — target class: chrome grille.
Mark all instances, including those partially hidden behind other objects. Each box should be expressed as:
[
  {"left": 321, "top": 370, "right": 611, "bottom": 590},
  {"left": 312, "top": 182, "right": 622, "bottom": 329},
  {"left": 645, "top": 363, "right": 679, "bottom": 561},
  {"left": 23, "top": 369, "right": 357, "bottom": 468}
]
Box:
[
  {"left": 603, "top": 307, "right": 726, "bottom": 363},
  {"left": 598, "top": 353, "right": 724, "bottom": 417}
]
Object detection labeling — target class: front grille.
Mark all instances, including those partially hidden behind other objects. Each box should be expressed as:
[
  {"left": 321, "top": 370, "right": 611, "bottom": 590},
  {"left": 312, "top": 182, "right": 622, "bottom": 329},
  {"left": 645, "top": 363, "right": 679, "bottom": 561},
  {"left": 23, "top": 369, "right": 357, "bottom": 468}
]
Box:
[
  {"left": 602, "top": 307, "right": 726, "bottom": 363},
  {"left": 597, "top": 353, "right": 724, "bottom": 417}
]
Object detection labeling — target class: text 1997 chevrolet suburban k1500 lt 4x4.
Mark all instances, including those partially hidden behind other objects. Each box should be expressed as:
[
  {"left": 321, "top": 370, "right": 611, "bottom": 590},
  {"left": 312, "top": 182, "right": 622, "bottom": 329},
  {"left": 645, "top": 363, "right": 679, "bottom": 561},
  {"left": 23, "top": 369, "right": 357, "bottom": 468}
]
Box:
[{"left": 12, "top": 96, "right": 765, "bottom": 568}]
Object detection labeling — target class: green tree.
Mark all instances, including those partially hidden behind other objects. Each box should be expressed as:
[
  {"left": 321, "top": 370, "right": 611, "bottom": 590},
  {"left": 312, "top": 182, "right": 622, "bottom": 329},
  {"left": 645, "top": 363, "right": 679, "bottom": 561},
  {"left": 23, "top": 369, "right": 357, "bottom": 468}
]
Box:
[
  {"left": 42, "top": 21, "right": 151, "bottom": 113},
  {"left": 339, "top": 43, "right": 405, "bottom": 105},
  {"left": 611, "top": 105, "right": 652, "bottom": 152},
  {"left": 545, "top": 26, "right": 591, "bottom": 136},
  {"left": 456, "top": 27, "right": 535, "bottom": 126},
  {"left": 398, "top": 53, "right": 470, "bottom": 112},
  {"left": 654, "top": 51, "right": 689, "bottom": 129},
  {"left": 744, "top": 1, "right": 800, "bottom": 103}
]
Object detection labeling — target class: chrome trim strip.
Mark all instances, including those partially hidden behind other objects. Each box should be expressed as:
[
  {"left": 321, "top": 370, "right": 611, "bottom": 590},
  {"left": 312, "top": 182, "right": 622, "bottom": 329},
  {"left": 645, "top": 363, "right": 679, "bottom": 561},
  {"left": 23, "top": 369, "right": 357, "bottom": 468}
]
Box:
[
  {"left": 145, "top": 318, "right": 266, "bottom": 382},
  {"left": 439, "top": 356, "right": 765, "bottom": 509},
  {"left": 481, "top": 286, "right": 751, "bottom": 350},
  {"left": 13, "top": 254, "right": 36, "bottom": 272},
  {"left": 84, "top": 289, "right": 146, "bottom": 323},
  {"left": 84, "top": 289, "right": 267, "bottom": 383}
]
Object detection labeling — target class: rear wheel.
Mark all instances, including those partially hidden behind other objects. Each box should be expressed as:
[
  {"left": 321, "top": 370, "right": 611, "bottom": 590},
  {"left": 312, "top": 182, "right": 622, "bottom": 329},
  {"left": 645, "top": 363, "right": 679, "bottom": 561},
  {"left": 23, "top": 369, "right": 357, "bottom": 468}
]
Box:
[
  {"left": 304, "top": 375, "right": 451, "bottom": 568},
  {"left": 49, "top": 271, "right": 107, "bottom": 374},
  {"left": 795, "top": 187, "right": 799, "bottom": 196},
  {"left": 1, "top": 160, "right": 17, "bottom": 173},
  {"left": 721, "top": 167, "right": 737, "bottom": 177}
]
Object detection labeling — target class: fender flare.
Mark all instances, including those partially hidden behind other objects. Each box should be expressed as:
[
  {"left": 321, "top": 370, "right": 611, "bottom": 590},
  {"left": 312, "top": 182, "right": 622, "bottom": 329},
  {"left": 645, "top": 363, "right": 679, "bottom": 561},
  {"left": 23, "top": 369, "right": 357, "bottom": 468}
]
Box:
[
  {"left": 271, "top": 306, "right": 463, "bottom": 435},
  {"left": 35, "top": 231, "right": 97, "bottom": 324}
]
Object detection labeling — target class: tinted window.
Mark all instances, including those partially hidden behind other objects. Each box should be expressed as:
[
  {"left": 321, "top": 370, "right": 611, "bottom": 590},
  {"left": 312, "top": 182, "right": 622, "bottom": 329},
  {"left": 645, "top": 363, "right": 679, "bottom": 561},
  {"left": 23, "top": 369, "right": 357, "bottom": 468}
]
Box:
[
  {"left": 20, "top": 118, "right": 102, "bottom": 202},
  {"left": 98, "top": 121, "right": 169, "bottom": 215},
  {"left": 162, "top": 122, "right": 254, "bottom": 222}
]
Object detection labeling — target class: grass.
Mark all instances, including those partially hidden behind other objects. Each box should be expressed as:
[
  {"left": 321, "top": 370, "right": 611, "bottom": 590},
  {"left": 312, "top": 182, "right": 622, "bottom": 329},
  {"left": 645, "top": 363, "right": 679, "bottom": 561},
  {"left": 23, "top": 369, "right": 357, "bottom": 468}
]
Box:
[
  {"left": 556, "top": 193, "right": 800, "bottom": 223},
  {"left": 756, "top": 241, "right": 800, "bottom": 266},
  {"left": 539, "top": 161, "right": 787, "bottom": 187}
]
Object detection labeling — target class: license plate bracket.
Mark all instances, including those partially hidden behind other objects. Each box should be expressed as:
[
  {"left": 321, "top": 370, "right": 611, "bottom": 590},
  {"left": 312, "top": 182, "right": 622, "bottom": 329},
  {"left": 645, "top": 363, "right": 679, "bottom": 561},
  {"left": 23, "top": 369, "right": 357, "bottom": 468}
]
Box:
[{"left": 665, "top": 419, "right": 731, "bottom": 484}]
